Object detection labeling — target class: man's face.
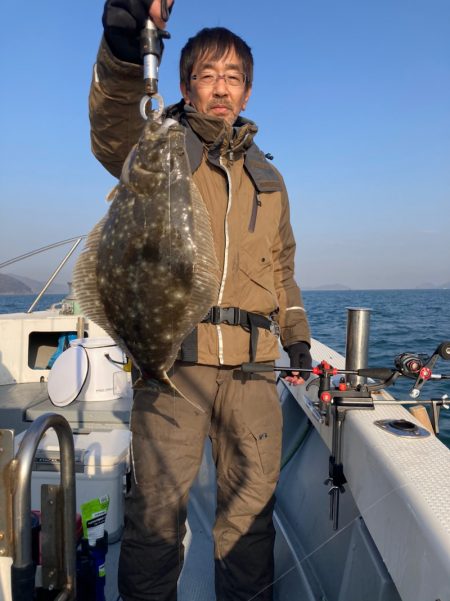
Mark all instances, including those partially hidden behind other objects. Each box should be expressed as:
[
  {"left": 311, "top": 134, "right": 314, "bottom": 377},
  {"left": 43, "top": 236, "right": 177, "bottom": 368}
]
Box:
[{"left": 181, "top": 48, "right": 252, "bottom": 125}]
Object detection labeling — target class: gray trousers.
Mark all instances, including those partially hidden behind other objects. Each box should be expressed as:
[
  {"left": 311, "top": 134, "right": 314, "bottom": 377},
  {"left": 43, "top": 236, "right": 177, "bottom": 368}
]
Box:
[{"left": 118, "top": 362, "right": 282, "bottom": 601}]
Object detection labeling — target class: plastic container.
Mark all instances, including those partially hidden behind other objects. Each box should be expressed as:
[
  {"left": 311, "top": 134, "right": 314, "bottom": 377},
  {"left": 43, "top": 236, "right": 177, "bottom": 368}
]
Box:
[
  {"left": 47, "top": 337, "right": 131, "bottom": 406},
  {"left": 76, "top": 533, "right": 108, "bottom": 601},
  {"left": 15, "top": 429, "right": 130, "bottom": 543}
]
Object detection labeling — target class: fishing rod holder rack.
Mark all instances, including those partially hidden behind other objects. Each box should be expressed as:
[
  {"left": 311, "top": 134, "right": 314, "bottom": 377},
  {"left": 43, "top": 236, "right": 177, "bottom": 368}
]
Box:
[
  {"left": 300, "top": 308, "right": 449, "bottom": 531},
  {"left": 308, "top": 384, "right": 449, "bottom": 530},
  {"left": 308, "top": 384, "right": 450, "bottom": 530},
  {"left": 314, "top": 386, "right": 375, "bottom": 530},
  {"left": 0, "top": 413, "right": 76, "bottom": 601},
  {"left": 243, "top": 308, "right": 450, "bottom": 531}
]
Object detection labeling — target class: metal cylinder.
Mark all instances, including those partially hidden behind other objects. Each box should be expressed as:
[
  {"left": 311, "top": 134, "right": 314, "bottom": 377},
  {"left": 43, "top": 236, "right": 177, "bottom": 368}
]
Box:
[
  {"left": 345, "top": 307, "right": 372, "bottom": 387},
  {"left": 76, "top": 316, "right": 85, "bottom": 339}
]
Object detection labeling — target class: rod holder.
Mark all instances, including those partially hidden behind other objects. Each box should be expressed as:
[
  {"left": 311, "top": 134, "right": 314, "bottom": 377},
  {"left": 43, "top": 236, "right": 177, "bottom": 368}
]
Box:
[{"left": 345, "top": 307, "right": 372, "bottom": 387}]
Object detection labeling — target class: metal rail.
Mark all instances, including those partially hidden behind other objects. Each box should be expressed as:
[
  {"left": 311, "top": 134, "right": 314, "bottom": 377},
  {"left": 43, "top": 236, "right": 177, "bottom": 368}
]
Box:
[
  {"left": 0, "top": 236, "right": 86, "bottom": 314},
  {"left": 11, "top": 413, "right": 76, "bottom": 600},
  {"left": 26, "top": 239, "right": 84, "bottom": 314},
  {"left": 0, "top": 237, "right": 86, "bottom": 270}
]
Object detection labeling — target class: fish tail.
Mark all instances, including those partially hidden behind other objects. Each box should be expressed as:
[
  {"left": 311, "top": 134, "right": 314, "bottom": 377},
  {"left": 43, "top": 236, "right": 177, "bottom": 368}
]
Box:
[
  {"left": 133, "top": 373, "right": 205, "bottom": 414},
  {"left": 162, "top": 372, "right": 206, "bottom": 413}
]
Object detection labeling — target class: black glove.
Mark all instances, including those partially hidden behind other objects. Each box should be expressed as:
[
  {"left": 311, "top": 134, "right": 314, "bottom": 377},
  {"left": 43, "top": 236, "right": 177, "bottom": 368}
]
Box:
[
  {"left": 285, "top": 342, "right": 312, "bottom": 381},
  {"left": 103, "top": 0, "right": 153, "bottom": 63}
]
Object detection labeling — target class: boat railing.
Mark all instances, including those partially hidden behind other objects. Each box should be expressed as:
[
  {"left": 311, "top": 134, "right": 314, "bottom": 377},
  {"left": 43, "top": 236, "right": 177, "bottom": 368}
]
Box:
[
  {"left": 0, "top": 413, "right": 76, "bottom": 601},
  {"left": 0, "top": 236, "right": 86, "bottom": 314}
]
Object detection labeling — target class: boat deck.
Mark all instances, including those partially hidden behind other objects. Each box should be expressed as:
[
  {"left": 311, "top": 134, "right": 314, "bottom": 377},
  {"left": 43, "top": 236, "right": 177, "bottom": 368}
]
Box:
[
  {"left": 0, "top": 382, "right": 132, "bottom": 435},
  {"left": 0, "top": 381, "right": 216, "bottom": 600},
  {"left": 2, "top": 339, "right": 450, "bottom": 601}
]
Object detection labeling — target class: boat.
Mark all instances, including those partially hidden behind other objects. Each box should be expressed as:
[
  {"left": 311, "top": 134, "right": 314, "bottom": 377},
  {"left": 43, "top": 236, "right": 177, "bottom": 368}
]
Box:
[{"left": 0, "top": 242, "right": 449, "bottom": 601}]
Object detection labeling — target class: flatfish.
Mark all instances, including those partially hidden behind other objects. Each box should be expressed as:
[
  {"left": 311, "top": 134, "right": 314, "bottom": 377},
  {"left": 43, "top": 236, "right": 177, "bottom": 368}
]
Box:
[{"left": 73, "top": 117, "right": 219, "bottom": 398}]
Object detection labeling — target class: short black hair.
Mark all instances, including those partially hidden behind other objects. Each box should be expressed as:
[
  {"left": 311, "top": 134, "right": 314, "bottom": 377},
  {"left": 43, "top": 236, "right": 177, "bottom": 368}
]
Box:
[{"left": 180, "top": 27, "right": 253, "bottom": 90}]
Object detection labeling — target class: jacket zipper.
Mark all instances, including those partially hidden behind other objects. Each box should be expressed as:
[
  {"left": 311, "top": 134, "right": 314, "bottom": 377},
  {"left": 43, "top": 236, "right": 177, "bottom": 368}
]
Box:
[{"left": 217, "top": 157, "right": 233, "bottom": 364}]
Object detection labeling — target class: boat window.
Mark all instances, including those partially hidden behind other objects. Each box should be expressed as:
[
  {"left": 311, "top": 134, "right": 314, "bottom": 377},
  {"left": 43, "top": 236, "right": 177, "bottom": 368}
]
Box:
[{"left": 28, "top": 331, "right": 86, "bottom": 370}]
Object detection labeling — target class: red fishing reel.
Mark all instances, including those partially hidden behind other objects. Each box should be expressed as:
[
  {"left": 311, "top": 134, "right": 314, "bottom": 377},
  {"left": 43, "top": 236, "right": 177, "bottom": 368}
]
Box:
[{"left": 395, "top": 341, "right": 450, "bottom": 398}]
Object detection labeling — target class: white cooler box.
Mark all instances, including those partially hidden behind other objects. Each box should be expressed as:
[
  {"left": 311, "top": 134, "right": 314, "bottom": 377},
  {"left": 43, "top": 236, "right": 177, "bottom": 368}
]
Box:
[
  {"left": 47, "top": 337, "right": 132, "bottom": 407},
  {"left": 15, "top": 428, "right": 130, "bottom": 543}
]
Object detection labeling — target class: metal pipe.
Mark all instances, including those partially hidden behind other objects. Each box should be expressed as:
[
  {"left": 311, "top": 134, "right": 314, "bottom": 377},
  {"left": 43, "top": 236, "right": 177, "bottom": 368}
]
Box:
[
  {"left": 0, "top": 236, "right": 86, "bottom": 270},
  {"left": 12, "top": 413, "right": 76, "bottom": 599},
  {"left": 345, "top": 307, "right": 372, "bottom": 387},
  {"left": 76, "top": 316, "right": 85, "bottom": 338},
  {"left": 27, "top": 238, "right": 83, "bottom": 313}
]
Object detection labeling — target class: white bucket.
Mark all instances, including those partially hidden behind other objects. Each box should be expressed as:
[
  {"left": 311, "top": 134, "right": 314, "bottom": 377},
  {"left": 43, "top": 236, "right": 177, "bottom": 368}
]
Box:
[{"left": 48, "top": 337, "right": 130, "bottom": 406}]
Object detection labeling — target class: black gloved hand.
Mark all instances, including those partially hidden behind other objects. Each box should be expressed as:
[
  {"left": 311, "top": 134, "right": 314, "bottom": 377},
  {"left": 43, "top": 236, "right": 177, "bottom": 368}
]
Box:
[
  {"left": 102, "top": 0, "right": 153, "bottom": 63},
  {"left": 285, "top": 341, "right": 313, "bottom": 381}
]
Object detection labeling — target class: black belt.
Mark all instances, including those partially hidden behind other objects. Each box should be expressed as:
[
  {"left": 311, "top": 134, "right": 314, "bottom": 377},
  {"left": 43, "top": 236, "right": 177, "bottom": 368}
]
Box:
[{"left": 202, "top": 306, "right": 278, "bottom": 361}]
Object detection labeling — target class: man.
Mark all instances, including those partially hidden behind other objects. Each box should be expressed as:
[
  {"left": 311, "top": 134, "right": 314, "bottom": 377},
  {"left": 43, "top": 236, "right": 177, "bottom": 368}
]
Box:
[{"left": 91, "top": 2, "right": 312, "bottom": 599}]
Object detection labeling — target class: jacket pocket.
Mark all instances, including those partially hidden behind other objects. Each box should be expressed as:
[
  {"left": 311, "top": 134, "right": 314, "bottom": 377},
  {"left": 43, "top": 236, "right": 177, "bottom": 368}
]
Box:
[{"left": 238, "top": 248, "right": 278, "bottom": 313}]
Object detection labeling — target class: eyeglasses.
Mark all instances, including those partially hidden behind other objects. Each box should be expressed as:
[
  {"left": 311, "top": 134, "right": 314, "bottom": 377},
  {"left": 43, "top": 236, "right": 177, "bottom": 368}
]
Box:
[{"left": 191, "top": 72, "right": 247, "bottom": 87}]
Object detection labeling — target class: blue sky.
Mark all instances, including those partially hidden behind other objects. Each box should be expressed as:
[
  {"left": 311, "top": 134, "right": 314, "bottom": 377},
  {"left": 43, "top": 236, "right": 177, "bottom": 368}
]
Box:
[{"left": 1, "top": 0, "right": 449, "bottom": 289}]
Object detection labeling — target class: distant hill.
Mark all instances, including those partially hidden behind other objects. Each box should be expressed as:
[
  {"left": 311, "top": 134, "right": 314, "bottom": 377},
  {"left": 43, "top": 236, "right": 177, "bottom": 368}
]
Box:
[
  {"left": 0, "top": 273, "right": 33, "bottom": 294},
  {"left": 416, "top": 281, "right": 450, "bottom": 290},
  {"left": 0, "top": 274, "right": 69, "bottom": 295},
  {"left": 415, "top": 282, "right": 437, "bottom": 289},
  {"left": 304, "top": 283, "right": 352, "bottom": 291}
]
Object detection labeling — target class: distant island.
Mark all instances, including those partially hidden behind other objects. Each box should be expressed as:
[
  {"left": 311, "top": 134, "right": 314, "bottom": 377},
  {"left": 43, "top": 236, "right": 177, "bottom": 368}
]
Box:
[
  {"left": 304, "top": 284, "right": 352, "bottom": 291},
  {"left": 1, "top": 272, "right": 448, "bottom": 295},
  {"left": 0, "top": 274, "right": 33, "bottom": 295},
  {"left": 415, "top": 281, "right": 450, "bottom": 290},
  {"left": 0, "top": 273, "right": 69, "bottom": 295},
  {"left": 302, "top": 281, "right": 449, "bottom": 291},
  {"left": 303, "top": 280, "right": 449, "bottom": 291}
]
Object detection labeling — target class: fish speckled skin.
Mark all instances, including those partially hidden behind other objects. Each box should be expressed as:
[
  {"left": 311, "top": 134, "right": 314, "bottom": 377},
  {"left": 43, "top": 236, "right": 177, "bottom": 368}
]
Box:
[{"left": 73, "top": 117, "right": 219, "bottom": 389}]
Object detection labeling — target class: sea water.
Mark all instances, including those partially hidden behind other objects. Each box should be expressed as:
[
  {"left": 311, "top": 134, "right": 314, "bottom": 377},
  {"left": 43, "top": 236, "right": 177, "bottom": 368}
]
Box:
[
  {"left": 0, "top": 290, "right": 449, "bottom": 446},
  {"left": 302, "top": 288, "right": 450, "bottom": 447}
]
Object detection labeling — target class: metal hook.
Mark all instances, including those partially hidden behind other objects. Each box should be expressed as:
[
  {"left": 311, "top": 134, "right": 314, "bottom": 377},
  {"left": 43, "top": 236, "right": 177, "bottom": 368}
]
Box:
[{"left": 140, "top": 93, "right": 164, "bottom": 121}]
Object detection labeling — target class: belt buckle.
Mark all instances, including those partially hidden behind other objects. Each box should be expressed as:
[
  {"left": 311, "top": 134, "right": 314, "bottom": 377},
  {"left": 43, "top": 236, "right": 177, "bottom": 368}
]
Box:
[
  {"left": 221, "top": 307, "right": 238, "bottom": 325},
  {"left": 210, "top": 306, "right": 241, "bottom": 325}
]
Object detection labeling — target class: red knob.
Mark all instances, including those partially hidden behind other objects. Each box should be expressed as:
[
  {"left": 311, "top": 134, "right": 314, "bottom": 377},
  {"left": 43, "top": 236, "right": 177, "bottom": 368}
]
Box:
[
  {"left": 321, "top": 391, "right": 332, "bottom": 403},
  {"left": 419, "top": 367, "right": 432, "bottom": 380}
]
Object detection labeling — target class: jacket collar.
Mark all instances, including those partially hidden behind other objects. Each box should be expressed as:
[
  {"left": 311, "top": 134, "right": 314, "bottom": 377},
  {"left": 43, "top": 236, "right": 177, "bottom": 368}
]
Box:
[
  {"left": 165, "top": 100, "right": 281, "bottom": 193},
  {"left": 167, "top": 101, "right": 257, "bottom": 159},
  {"left": 183, "top": 105, "right": 257, "bottom": 158}
]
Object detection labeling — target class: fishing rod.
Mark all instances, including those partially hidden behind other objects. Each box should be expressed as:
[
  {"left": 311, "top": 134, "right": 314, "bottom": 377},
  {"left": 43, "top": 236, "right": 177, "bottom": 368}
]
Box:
[
  {"left": 242, "top": 340, "right": 450, "bottom": 530},
  {"left": 242, "top": 357, "right": 450, "bottom": 423},
  {"left": 242, "top": 340, "right": 450, "bottom": 400}
]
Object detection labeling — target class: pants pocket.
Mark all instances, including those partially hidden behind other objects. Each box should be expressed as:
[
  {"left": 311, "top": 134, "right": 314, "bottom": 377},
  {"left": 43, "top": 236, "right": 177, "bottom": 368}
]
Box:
[{"left": 247, "top": 422, "right": 282, "bottom": 479}]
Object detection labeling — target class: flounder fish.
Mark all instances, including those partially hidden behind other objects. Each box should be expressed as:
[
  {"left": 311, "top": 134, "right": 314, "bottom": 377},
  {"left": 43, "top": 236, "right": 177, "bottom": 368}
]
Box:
[{"left": 73, "top": 117, "right": 219, "bottom": 402}]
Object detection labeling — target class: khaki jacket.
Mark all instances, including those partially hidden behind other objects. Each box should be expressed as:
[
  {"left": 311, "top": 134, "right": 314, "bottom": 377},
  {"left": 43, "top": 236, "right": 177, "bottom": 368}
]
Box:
[{"left": 89, "top": 39, "right": 311, "bottom": 366}]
